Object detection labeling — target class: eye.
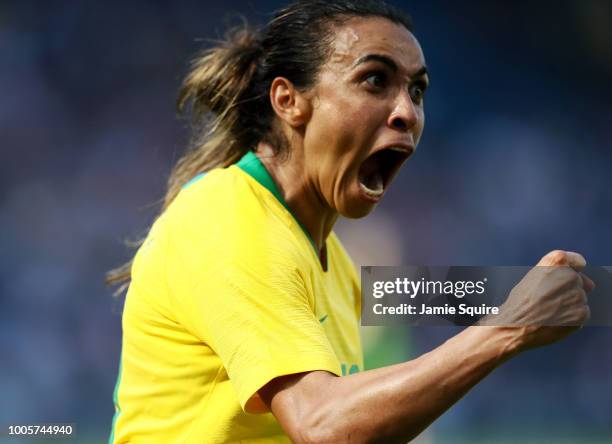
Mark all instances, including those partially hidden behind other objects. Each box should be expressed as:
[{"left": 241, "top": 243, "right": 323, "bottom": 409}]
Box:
[
  {"left": 364, "top": 71, "right": 388, "bottom": 90},
  {"left": 409, "top": 81, "right": 427, "bottom": 104}
]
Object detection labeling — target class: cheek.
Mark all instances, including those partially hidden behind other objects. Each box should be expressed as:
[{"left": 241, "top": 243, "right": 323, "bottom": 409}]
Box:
[
  {"left": 311, "top": 97, "right": 383, "bottom": 155},
  {"left": 304, "top": 102, "right": 361, "bottom": 175},
  {"left": 304, "top": 90, "right": 387, "bottom": 198},
  {"left": 415, "top": 107, "right": 425, "bottom": 144},
  {"left": 312, "top": 97, "right": 357, "bottom": 139}
]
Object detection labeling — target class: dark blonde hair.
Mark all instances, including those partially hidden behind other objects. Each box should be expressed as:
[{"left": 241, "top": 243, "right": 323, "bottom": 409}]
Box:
[{"left": 107, "top": 0, "right": 413, "bottom": 292}]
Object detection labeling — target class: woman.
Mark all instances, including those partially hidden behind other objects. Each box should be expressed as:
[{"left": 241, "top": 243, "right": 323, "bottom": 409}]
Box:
[{"left": 108, "top": 1, "right": 592, "bottom": 442}]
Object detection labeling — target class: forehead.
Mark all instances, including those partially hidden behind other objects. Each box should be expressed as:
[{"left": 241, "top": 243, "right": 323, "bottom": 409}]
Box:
[{"left": 327, "top": 16, "right": 425, "bottom": 73}]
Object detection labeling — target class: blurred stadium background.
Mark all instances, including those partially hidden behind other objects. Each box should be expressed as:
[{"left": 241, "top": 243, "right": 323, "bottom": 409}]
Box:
[{"left": 1, "top": 0, "right": 611, "bottom": 442}]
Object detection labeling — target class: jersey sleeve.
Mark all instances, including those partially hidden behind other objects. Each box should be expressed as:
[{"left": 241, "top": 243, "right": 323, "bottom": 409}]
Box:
[{"left": 164, "top": 193, "right": 342, "bottom": 413}]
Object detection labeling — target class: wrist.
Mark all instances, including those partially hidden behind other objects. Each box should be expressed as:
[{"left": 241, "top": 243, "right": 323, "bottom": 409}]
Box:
[{"left": 467, "top": 326, "right": 524, "bottom": 363}]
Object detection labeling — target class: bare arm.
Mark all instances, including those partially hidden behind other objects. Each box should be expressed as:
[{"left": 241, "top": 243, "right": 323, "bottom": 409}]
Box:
[
  {"left": 259, "top": 250, "right": 593, "bottom": 444},
  {"left": 261, "top": 325, "right": 518, "bottom": 444}
]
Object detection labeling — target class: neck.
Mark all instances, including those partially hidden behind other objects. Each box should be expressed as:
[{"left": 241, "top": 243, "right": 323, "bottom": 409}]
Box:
[{"left": 255, "top": 142, "right": 338, "bottom": 253}]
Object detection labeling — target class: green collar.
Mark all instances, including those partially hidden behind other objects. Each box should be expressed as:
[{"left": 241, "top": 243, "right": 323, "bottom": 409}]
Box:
[{"left": 236, "top": 151, "right": 317, "bottom": 253}]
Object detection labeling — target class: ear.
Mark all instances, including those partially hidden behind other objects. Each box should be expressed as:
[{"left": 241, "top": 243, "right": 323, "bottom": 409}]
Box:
[{"left": 269, "top": 77, "right": 312, "bottom": 127}]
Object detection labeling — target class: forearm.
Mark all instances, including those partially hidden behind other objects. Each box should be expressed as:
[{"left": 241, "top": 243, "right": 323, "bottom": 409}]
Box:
[
  {"left": 300, "top": 327, "right": 521, "bottom": 443},
  {"left": 263, "top": 251, "right": 589, "bottom": 443}
]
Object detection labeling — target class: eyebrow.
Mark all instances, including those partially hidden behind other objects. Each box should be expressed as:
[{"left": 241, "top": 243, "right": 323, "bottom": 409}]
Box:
[{"left": 353, "top": 53, "right": 429, "bottom": 78}]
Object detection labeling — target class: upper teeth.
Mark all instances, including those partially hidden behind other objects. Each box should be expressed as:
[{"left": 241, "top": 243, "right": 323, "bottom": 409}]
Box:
[{"left": 389, "top": 146, "right": 409, "bottom": 153}]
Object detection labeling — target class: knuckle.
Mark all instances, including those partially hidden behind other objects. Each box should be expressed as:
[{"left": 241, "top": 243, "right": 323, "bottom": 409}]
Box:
[{"left": 548, "top": 250, "right": 567, "bottom": 265}]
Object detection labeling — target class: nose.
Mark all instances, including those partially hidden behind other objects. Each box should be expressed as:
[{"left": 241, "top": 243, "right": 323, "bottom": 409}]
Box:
[{"left": 387, "top": 90, "right": 418, "bottom": 132}]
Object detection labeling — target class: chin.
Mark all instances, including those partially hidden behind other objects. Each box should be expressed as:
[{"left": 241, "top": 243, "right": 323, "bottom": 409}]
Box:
[{"left": 339, "top": 199, "right": 377, "bottom": 219}]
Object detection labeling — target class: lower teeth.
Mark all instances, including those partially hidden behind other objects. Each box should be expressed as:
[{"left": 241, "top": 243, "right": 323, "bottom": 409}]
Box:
[{"left": 360, "top": 172, "right": 384, "bottom": 196}]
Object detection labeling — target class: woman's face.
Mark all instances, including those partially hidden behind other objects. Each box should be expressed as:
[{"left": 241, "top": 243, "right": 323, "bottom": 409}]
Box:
[{"left": 302, "top": 16, "right": 428, "bottom": 218}]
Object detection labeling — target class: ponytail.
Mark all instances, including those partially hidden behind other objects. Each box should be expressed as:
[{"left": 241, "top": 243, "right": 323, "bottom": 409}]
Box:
[
  {"left": 106, "top": 24, "right": 264, "bottom": 291},
  {"left": 171, "top": 24, "right": 264, "bottom": 208}
]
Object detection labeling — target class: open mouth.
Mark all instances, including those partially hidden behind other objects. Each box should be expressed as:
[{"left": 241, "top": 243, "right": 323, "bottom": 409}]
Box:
[{"left": 358, "top": 147, "right": 412, "bottom": 199}]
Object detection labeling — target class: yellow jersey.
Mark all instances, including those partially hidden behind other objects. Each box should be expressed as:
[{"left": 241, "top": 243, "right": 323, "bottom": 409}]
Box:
[{"left": 110, "top": 151, "right": 363, "bottom": 443}]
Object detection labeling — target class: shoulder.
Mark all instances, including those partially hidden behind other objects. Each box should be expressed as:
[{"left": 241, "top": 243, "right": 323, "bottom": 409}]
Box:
[
  {"left": 172, "top": 165, "right": 260, "bottom": 223},
  {"left": 170, "top": 166, "right": 277, "bottom": 232},
  {"left": 162, "top": 165, "right": 305, "bottom": 271}
]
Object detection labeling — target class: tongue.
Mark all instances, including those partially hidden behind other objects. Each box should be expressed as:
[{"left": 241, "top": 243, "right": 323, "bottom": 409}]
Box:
[{"left": 359, "top": 154, "right": 384, "bottom": 193}]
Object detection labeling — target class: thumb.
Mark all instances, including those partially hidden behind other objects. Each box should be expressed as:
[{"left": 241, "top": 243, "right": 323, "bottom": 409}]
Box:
[{"left": 537, "top": 250, "right": 586, "bottom": 270}]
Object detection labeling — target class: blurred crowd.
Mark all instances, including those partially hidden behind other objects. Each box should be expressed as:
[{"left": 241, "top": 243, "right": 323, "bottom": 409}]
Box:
[{"left": 1, "top": 1, "right": 610, "bottom": 441}]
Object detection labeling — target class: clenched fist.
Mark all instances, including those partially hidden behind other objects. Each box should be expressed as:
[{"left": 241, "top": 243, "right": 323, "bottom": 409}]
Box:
[{"left": 492, "top": 250, "right": 595, "bottom": 352}]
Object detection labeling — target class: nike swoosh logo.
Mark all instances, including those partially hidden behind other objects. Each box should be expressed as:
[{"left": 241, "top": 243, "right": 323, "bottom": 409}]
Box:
[{"left": 319, "top": 314, "right": 328, "bottom": 324}]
